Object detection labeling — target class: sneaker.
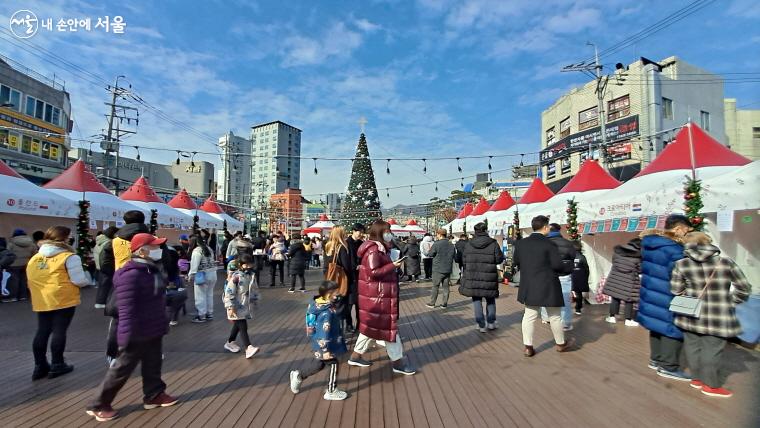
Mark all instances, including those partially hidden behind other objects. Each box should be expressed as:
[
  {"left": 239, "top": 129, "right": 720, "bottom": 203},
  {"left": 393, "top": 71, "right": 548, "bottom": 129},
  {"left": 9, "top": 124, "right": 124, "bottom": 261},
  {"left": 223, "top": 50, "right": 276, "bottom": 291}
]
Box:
[
  {"left": 487, "top": 322, "right": 497, "bottom": 331},
  {"left": 425, "top": 303, "right": 435, "bottom": 309},
  {"left": 224, "top": 341, "right": 241, "bottom": 353},
  {"left": 48, "top": 363, "right": 74, "bottom": 378},
  {"left": 205, "top": 314, "right": 214, "bottom": 321},
  {"left": 169, "top": 320, "right": 178, "bottom": 326},
  {"left": 701, "top": 386, "right": 733, "bottom": 398},
  {"left": 541, "top": 319, "right": 549, "bottom": 324},
  {"left": 288, "top": 288, "right": 295, "bottom": 293},
  {"left": 94, "top": 303, "right": 106, "bottom": 309},
  {"left": 1, "top": 298, "right": 18, "bottom": 303},
  {"left": 563, "top": 325, "right": 574, "bottom": 332},
  {"left": 191, "top": 316, "right": 206, "bottom": 323},
  {"left": 323, "top": 389, "right": 349, "bottom": 400},
  {"left": 624, "top": 319, "right": 639, "bottom": 327},
  {"left": 32, "top": 364, "right": 50, "bottom": 381},
  {"left": 605, "top": 316, "right": 617, "bottom": 324},
  {"left": 440, "top": 303, "right": 447, "bottom": 309},
  {"left": 648, "top": 361, "right": 659, "bottom": 370},
  {"left": 299, "top": 288, "right": 306, "bottom": 293},
  {"left": 245, "top": 345, "right": 260, "bottom": 359},
  {"left": 348, "top": 357, "right": 372, "bottom": 367},
  {"left": 86, "top": 407, "right": 118, "bottom": 422},
  {"left": 143, "top": 392, "right": 178, "bottom": 409},
  {"left": 392, "top": 363, "right": 417, "bottom": 376},
  {"left": 289, "top": 370, "right": 302, "bottom": 394},
  {"left": 574, "top": 311, "right": 582, "bottom": 315},
  {"left": 690, "top": 380, "right": 704, "bottom": 389},
  {"left": 656, "top": 368, "right": 692, "bottom": 382},
  {"left": 477, "top": 325, "right": 487, "bottom": 333}
]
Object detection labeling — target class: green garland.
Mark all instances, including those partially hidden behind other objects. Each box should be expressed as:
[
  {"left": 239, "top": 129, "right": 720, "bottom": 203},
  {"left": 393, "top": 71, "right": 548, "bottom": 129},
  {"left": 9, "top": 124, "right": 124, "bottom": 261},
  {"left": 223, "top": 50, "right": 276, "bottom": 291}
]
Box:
[
  {"left": 149, "top": 209, "right": 159, "bottom": 234},
  {"left": 566, "top": 198, "right": 580, "bottom": 241},
  {"left": 683, "top": 177, "right": 705, "bottom": 231},
  {"left": 512, "top": 209, "right": 522, "bottom": 240},
  {"left": 76, "top": 200, "right": 94, "bottom": 268}
]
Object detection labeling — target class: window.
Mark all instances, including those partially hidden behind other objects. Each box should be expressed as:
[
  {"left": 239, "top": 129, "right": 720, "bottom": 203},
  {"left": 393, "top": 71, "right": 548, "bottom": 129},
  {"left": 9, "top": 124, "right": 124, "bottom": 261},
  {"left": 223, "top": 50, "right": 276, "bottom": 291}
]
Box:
[
  {"left": 51, "top": 107, "right": 61, "bottom": 126},
  {"left": 662, "top": 97, "right": 673, "bottom": 120},
  {"left": 546, "top": 126, "right": 556, "bottom": 145},
  {"left": 607, "top": 95, "right": 630, "bottom": 121},
  {"left": 25, "top": 96, "right": 35, "bottom": 116},
  {"left": 752, "top": 127, "right": 760, "bottom": 142},
  {"left": 173, "top": 178, "right": 179, "bottom": 188},
  {"left": 700, "top": 111, "right": 710, "bottom": 131},
  {"left": 21, "top": 135, "right": 32, "bottom": 153},
  {"left": 44, "top": 104, "right": 53, "bottom": 123},
  {"left": 0, "top": 130, "right": 8, "bottom": 148},
  {"left": 578, "top": 106, "right": 598, "bottom": 130},
  {"left": 42, "top": 141, "right": 51, "bottom": 159},
  {"left": 559, "top": 117, "right": 571, "bottom": 138},
  {"left": 35, "top": 100, "right": 44, "bottom": 120}
]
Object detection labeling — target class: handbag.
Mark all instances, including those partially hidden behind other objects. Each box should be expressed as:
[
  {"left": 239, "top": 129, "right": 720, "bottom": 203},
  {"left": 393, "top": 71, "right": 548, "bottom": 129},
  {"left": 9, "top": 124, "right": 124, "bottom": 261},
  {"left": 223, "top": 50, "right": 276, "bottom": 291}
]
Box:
[
  {"left": 325, "top": 246, "right": 349, "bottom": 296},
  {"left": 195, "top": 270, "right": 207, "bottom": 285},
  {"left": 669, "top": 267, "right": 717, "bottom": 318}
]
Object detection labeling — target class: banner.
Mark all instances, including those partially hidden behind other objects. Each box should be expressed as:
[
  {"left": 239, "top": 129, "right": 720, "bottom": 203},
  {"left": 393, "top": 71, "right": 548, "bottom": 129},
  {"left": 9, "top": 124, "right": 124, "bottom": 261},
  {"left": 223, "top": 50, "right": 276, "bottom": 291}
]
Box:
[{"left": 540, "top": 114, "right": 640, "bottom": 162}]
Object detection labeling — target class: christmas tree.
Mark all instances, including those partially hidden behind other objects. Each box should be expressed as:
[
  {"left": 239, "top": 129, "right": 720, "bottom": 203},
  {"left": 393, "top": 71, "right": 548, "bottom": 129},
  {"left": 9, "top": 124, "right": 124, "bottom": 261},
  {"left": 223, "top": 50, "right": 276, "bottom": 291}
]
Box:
[
  {"left": 683, "top": 177, "right": 705, "bottom": 231},
  {"left": 341, "top": 133, "right": 382, "bottom": 226}
]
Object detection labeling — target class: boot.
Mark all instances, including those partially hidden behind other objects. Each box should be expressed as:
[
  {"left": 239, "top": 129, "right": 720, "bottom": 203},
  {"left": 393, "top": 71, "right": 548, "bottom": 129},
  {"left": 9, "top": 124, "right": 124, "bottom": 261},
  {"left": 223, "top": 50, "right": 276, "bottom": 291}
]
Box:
[
  {"left": 32, "top": 364, "right": 50, "bottom": 381},
  {"left": 48, "top": 362, "right": 74, "bottom": 378}
]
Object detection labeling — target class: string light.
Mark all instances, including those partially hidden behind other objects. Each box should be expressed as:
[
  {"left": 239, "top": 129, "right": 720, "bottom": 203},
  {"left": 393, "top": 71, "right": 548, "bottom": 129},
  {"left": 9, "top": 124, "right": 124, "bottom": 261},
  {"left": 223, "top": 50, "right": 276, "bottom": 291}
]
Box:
[
  {"left": 488, "top": 156, "right": 492, "bottom": 170},
  {"left": 422, "top": 158, "right": 427, "bottom": 174},
  {"left": 313, "top": 158, "right": 318, "bottom": 175},
  {"left": 386, "top": 188, "right": 390, "bottom": 198},
  {"left": 519, "top": 153, "right": 524, "bottom": 167},
  {"left": 460, "top": 177, "right": 464, "bottom": 188},
  {"left": 435, "top": 182, "right": 439, "bottom": 192},
  {"left": 386, "top": 159, "right": 391, "bottom": 175},
  {"left": 190, "top": 151, "right": 197, "bottom": 168},
  {"left": 135, "top": 146, "right": 141, "bottom": 161},
  {"left": 175, "top": 151, "right": 180, "bottom": 165},
  {"left": 88, "top": 142, "right": 93, "bottom": 157},
  {"left": 456, "top": 157, "right": 462, "bottom": 173},
  {"left": 410, "top": 185, "right": 414, "bottom": 195}
]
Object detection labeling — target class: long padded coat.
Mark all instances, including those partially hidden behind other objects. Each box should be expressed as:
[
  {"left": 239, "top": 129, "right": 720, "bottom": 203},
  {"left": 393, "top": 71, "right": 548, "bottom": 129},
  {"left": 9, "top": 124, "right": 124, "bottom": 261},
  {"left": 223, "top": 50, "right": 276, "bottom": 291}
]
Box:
[
  {"left": 603, "top": 238, "right": 642, "bottom": 302},
  {"left": 459, "top": 232, "right": 504, "bottom": 299},
  {"left": 636, "top": 230, "right": 684, "bottom": 339},
  {"left": 514, "top": 233, "right": 564, "bottom": 307},
  {"left": 357, "top": 240, "right": 399, "bottom": 342}
]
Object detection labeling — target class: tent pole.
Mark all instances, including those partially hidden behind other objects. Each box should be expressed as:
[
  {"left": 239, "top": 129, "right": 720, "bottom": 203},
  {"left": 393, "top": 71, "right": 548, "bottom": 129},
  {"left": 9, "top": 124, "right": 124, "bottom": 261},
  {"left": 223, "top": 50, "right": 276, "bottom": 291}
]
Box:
[{"left": 687, "top": 120, "right": 697, "bottom": 180}]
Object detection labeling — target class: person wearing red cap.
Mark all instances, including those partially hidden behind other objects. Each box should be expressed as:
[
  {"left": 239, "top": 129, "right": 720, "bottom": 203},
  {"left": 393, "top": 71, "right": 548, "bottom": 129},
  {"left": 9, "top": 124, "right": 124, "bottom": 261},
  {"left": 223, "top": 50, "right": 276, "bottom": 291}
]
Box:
[{"left": 86, "top": 233, "right": 177, "bottom": 422}]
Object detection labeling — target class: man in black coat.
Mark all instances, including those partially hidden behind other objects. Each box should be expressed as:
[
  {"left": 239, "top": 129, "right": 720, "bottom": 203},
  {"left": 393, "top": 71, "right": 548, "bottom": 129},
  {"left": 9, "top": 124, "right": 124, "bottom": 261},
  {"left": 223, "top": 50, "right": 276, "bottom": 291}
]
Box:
[
  {"left": 514, "top": 215, "right": 575, "bottom": 357},
  {"left": 459, "top": 223, "right": 504, "bottom": 332}
]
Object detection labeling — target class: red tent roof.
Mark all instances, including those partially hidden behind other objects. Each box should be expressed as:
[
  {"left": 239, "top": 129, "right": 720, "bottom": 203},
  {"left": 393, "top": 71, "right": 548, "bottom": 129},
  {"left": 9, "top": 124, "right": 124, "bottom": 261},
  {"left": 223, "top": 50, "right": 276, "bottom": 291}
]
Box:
[
  {"left": 558, "top": 160, "right": 621, "bottom": 194},
  {"left": 388, "top": 218, "right": 397, "bottom": 225},
  {"left": 406, "top": 219, "right": 418, "bottom": 226},
  {"left": 487, "top": 191, "right": 516, "bottom": 212},
  {"left": 0, "top": 159, "right": 24, "bottom": 179},
  {"left": 318, "top": 214, "right": 329, "bottom": 221},
  {"left": 456, "top": 202, "right": 474, "bottom": 219},
  {"left": 471, "top": 197, "right": 491, "bottom": 215},
  {"left": 519, "top": 178, "right": 555, "bottom": 204},
  {"left": 43, "top": 160, "right": 111, "bottom": 193},
  {"left": 168, "top": 189, "right": 198, "bottom": 210},
  {"left": 119, "top": 176, "right": 164, "bottom": 203},
  {"left": 637, "top": 122, "right": 750, "bottom": 177},
  {"left": 199, "top": 196, "right": 224, "bottom": 214}
]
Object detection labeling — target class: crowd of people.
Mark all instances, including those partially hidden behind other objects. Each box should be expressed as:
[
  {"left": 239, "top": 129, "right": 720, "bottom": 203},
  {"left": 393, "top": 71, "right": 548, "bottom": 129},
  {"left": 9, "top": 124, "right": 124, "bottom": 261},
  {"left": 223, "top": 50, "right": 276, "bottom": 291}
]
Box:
[{"left": 0, "top": 208, "right": 753, "bottom": 421}]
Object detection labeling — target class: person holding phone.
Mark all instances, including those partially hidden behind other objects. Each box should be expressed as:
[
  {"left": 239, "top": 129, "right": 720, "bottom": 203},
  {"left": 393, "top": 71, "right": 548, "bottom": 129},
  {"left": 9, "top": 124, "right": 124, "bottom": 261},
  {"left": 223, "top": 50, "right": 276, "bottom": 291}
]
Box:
[{"left": 347, "top": 220, "right": 416, "bottom": 375}]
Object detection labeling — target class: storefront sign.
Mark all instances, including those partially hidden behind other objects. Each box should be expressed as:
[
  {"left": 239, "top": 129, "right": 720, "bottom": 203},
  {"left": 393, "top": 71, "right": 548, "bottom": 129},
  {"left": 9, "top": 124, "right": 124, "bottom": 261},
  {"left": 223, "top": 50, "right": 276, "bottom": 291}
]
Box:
[
  {"left": 540, "top": 114, "right": 639, "bottom": 162},
  {"left": 606, "top": 141, "right": 632, "bottom": 162},
  {"left": 560, "top": 157, "right": 571, "bottom": 174}
]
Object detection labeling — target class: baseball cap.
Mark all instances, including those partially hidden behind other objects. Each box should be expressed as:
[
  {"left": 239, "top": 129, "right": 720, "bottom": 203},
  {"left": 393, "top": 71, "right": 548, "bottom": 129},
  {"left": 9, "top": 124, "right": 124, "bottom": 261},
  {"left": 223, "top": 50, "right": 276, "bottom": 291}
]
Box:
[{"left": 130, "top": 233, "right": 167, "bottom": 252}]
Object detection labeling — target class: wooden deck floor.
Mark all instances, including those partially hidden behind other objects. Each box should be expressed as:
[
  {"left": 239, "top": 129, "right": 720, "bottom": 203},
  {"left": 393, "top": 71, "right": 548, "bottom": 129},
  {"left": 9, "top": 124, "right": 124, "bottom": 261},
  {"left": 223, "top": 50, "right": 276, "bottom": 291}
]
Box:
[{"left": 0, "top": 270, "right": 758, "bottom": 427}]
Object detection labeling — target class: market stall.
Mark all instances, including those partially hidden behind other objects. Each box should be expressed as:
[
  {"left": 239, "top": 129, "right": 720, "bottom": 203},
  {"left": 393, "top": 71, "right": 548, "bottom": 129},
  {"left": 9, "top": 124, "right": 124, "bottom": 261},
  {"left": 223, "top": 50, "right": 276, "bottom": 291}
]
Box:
[
  {"left": 199, "top": 196, "right": 244, "bottom": 233},
  {"left": 483, "top": 190, "right": 516, "bottom": 235},
  {"left": 388, "top": 218, "right": 407, "bottom": 235},
  {"left": 488, "top": 177, "right": 554, "bottom": 233},
  {"left": 120, "top": 176, "right": 193, "bottom": 229},
  {"left": 464, "top": 197, "right": 491, "bottom": 232},
  {"left": 168, "top": 189, "right": 224, "bottom": 230},
  {"left": 403, "top": 219, "right": 426, "bottom": 237},
  {"left": 448, "top": 202, "right": 473, "bottom": 235}
]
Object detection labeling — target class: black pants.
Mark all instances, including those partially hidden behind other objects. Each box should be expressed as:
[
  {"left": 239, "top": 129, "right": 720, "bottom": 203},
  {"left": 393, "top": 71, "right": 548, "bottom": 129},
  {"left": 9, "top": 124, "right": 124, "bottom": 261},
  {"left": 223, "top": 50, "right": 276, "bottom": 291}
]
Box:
[
  {"left": 290, "top": 273, "right": 305, "bottom": 290},
  {"left": 95, "top": 271, "right": 113, "bottom": 306},
  {"left": 574, "top": 291, "right": 583, "bottom": 312},
  {"left": 90, "top": 337, "right": 166, "bottom": 409},
  {"left": 270, "top": 261, "right": 284, "bottom": 286},
  {"left": 229, "top": 319, "right": 251, "bottom": 348},
  {"left": 683, "top": 331, "right": 726, "bottom": 388},
  {"left": 33, "top": 306, "right": 76, "bottom": 366},
  {"left": 6, "top": 267, "right": 28, "bottom": 300},
  {"left": 423, "top": 258, "right": 432, "bottom": 279},
  {"left": 300, "top": 358, "right": 338, "bottom": 393},
  {"left": 649, "top": 331, "right": 683, "bottom": 372},
  {"left": 609, "top": 297, "right": 635, "bottom": 319},
  {"left": 106, "top": 318, "right": 119, "bottom": 359},
  {"left": 313, "top": 255, "right": 321, "bottom": 267}
]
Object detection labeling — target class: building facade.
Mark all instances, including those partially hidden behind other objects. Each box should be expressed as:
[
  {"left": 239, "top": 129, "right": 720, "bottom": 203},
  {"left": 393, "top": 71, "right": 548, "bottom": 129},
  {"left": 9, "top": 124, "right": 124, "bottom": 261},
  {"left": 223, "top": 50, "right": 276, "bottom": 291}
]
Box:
[
  {"left": 0, "top": 57, "right": 71, "bottom": 183},
  {"left": 68, "top": 148, "right": 214, "bottom": 201},
  {"left": 217, "top": 131, "right": 252, "bottom": 209},
  {"left": 269, "top": 188, "right": 303, "bottom": 235},
  {"left": 540, "top": 56, "right": 726, "bottom": 191},
  {"left": 325, "top": 193, "right": 342, "bottom": 220},
  {"left": 724, "top": 98, "right": 760, "bottom": 160},
  {"left": 249, "top": 121, "right": 301, "bottom": 213}
]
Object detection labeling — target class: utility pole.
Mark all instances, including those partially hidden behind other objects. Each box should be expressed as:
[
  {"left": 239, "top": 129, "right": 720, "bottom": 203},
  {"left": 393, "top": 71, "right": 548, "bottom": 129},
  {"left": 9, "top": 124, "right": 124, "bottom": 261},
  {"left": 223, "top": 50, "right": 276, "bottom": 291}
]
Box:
[{"left": 102, "top": 76, "right": 138, "bottom": 193}]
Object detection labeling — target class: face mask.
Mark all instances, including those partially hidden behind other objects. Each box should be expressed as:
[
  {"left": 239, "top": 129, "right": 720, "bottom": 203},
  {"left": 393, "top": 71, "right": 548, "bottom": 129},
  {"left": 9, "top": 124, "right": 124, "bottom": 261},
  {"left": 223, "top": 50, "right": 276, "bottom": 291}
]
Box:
[
  {"left": 148, "top": 248, "right": 163, "bottom": 261},
  {"left": 383, "top": 232, "right": 393, "bottom": 243}
]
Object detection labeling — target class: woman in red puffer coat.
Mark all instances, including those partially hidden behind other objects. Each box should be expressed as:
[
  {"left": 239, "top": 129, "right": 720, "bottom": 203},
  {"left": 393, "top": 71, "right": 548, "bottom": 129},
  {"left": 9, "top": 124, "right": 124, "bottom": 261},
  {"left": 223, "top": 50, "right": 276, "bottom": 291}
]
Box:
[{"left": 347, "top": 220, "right": 416, "bottom": 376}]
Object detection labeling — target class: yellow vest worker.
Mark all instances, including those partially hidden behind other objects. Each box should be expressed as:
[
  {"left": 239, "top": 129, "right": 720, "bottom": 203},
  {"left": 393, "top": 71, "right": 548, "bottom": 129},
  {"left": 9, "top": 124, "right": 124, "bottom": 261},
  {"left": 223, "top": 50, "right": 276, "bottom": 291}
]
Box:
[
  {"left": 112, "top": 237, "right": 132, "bottom": 270},
  {"left": 27, "top": 251, "right": 81, "bottom": 312}
]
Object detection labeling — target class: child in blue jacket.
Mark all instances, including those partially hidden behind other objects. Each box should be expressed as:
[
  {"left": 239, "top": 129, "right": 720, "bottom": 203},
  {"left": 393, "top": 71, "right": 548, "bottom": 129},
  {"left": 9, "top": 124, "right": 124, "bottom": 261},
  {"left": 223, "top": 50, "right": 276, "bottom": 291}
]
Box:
[{"left": 289, "top": 280, "right": 348, "bottom": 401}]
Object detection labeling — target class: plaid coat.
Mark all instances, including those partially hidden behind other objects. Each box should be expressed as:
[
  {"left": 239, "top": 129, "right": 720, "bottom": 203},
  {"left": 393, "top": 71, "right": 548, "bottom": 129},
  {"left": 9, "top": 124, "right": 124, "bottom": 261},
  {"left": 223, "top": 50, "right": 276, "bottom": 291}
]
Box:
[{"left": 670, "top": 243, "right": 751, "bottom": 338}]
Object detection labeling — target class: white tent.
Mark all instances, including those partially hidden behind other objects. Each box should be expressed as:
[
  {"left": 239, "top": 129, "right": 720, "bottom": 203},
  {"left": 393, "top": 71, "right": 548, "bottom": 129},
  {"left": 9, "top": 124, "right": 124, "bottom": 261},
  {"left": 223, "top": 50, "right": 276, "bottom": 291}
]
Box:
[
  {"left": 310, "top": 214, "right": 335, "bottom": 232},
  {"left": 464, "top": 198, "right": 491, "bottom": 233},
  {"left": 403, "top": 219, "right": 426, "bottom": 237},
  {"left": 168, "top": 189, "right": 224, "bottom": 230},
  {"left": 702, "top": 161, "right": 760, "bottom": 213},
  {"left": 199, "top": 196, "right": 244, "bottom": 233},
  {"left": 120, "top": 177, "right": 193, "bottom": 229}
]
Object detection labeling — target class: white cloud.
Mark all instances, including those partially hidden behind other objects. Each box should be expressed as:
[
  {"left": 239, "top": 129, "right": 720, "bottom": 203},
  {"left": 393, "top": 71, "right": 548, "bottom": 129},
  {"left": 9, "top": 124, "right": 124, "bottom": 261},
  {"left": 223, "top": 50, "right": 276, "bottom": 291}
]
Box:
[
  {"left": 545, "top": 7, "right": 601, "bottom": 34},
  {"left": 281, "top": 22, "right": 363, "bottom": 67},
  {"left": 353, "top": 18, "right": 382, "bottom": 33},
  {"left": 727, "top": 0, "right": 760, "bottom": 18}
]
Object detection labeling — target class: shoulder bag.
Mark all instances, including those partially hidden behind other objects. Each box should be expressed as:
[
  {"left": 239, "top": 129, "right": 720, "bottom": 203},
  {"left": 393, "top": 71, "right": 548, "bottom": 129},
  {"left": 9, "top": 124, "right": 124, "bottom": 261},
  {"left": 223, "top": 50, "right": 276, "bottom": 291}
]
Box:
[
  {"left": 669, "top": 266, "right": 717, "bottom": 318},
  {"left": 325, "top": 245, "right": 349, "bottom": 296}
]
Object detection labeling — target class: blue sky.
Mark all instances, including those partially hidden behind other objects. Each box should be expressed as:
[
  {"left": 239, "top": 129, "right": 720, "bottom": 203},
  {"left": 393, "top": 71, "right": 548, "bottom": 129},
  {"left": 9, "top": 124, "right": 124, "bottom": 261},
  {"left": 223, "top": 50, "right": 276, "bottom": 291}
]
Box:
[{"left": 2, "top": 0, "right": 759, "bottom": 207}]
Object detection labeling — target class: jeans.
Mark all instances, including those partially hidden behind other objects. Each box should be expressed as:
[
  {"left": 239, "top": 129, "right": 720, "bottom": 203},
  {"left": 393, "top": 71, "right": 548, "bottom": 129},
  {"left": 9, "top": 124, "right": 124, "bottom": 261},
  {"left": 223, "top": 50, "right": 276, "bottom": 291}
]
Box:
[
  {"left": 559, "top": 275, "right": 572, "bottom": 327},
  {"left": 649, "top": 332, "right": 683, "bottom": 372},
  {"left": 270, "top": 260, "right": 285, "bottom": 286},
  {"left": 90, "top": 337, "right": 166, "bottom": 409},
  {"left": 354, "top": 333, "right": 404, "bottom": 361},
  {"left": 194, "top": 281, "right": 215, "bottom": 317},
  {"left": 429, "top": 272, "right": 451, "bottom": 306},
  {"left": 95, "top": 271, "right": 113, "bottom": 306},
  {"left": 229, "top": 319, "right": 251, "bottom": 348},
  {"left": 6, "top": 267, "right": 28, "bottom": 300},
  {"left": 423, "top": 258, "right": 432, "bottom": 279},
  {"left": 300, "top": 358, "right": 338, "bottom": 392},
  {"left": 683, "top": 331, "right": 726, "bottom": 388},
  {"left": 523, "top": 305, "right": 565, "bottom": 347},
  {"left": 472, "top": 297, "right": 496, "bottom": 328},
  {"left": 33, "top": 306, "right": 76, "bottom": 366},
  {"left": 609, "top": 297, "right": 635, "bottom": 319}
]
